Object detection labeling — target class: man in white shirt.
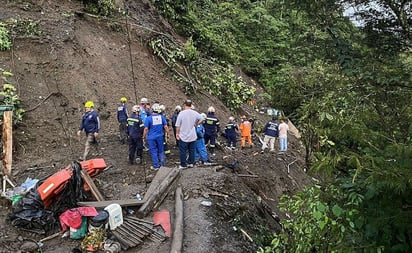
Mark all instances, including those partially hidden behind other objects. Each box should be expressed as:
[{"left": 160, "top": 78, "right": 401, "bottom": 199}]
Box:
[
  {"left": 175, "top": 100, "right": 203, "bottom": 169},
  {"left": 278, "top": 118, "right": 289, "bottom": 152}
]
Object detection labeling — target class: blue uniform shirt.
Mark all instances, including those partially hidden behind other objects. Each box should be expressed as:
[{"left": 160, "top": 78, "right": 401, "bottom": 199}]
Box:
[
  {"left": 117, "top": 103, "right": 128, "bottom": 123},
  {"left": 79, "top": 110, "right": 100, "bottom": 135},
  {"left": 225, "top": 122, "right": 238, "bottom": 136},
  {"left": 144, "top": 113, "right": 167, "bottom": 140},
  {"left": 204, "top": 113, "right": 220, "bottom": 135},
  {"left": 127, "top": 113, "right": 144, "bottom": 139},
  {"left": 264, "top": 120, "right": 279, "bottom": 137}
]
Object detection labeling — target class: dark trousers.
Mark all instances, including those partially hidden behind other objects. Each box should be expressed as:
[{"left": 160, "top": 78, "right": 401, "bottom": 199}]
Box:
[
  {"left": 178, "top": 140, "right": 196, "bottom": 167},
  {"left": 128, "top": 136, "right": 143, "bottom": 163}
]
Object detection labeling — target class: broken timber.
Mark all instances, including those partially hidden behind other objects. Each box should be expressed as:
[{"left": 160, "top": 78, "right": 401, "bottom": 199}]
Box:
[
  {"left": 136, "top": 167, "right": 181, "bottom": 218},
  {"left": 80, "top": 169, "right": 105, "bottom": 201},
  {"left": 78, "top": 166, "right": 179, "bottom": 208},
  {"left": 77, "top": 199, "right": 145, "bottom": 208},
  {"left": 170, "top": 186, "right": 183, "bottom": 253}
]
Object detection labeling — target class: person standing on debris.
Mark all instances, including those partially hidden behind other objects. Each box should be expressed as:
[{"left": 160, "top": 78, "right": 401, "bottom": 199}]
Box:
[
  {"left": 77, "top": 101, "right": 100, "bottom": 161},
  {"left": 117, "top": 97, "right": 129, "bottom": 144},
  {"left": 239, "top": 115, "right": 253, "bottom": 149},
  {"left": 143, "top": 103, "right": 169, "bottom": 170},
  {"left": 261, "top": 117, "right": 279, "bottom": 154},
  {"left": 175, "top": 100, "right": 203, "bottom": 169},
  {"left": 224, "top": 116, "right": 238, "bottom": 150},
  {"left": 171, "top": 105, "right": 181, "bottom": 146},
  {"left": 127, "top": 105, "right": 144, "bottom": 164},
  {"left": 204, "top": 106, "right": 220, "bottom": 156},
  {"left": 278, "top": 118, "right": 289, "bottom": 152},
  {"left": 194, "top": 113, "right": 212, "bottom": 165}
]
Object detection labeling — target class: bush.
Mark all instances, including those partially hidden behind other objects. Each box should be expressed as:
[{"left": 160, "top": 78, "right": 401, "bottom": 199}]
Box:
[{"left": 0, "top": 22, "right": 12, "bottom": 51}]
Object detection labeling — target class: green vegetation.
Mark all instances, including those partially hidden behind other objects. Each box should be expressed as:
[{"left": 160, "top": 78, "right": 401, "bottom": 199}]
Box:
[
  {"left": 150, "top": 0, "right": 412, "bottom": 252},
  {"left": 6, "top": 18, "right": 41, "bottom": 37},
  {"left": 149, "top": 34, "right": 255, "bottom": 110},
  {"left": 0, "top": 22, "right": 12, "bottom": 51},
  {"left": 84, "top": 0, "right": 115, "bottom": 17},
  {"left": 0, "top": 70, "right": 25, "bottom": 123}
]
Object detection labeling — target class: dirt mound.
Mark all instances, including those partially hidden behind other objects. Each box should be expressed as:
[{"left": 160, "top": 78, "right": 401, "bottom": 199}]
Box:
[{"left": 0, "top": 1, "right": 312, "bottom": 252}]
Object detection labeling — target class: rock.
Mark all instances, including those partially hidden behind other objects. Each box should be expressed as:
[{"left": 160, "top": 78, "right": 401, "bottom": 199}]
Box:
[{"left": 20, "top": 241, "right": 39, "bottom": 252}]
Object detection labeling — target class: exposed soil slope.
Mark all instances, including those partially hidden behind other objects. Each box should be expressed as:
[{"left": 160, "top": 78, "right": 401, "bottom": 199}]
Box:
[{"left": 0, "top": 1, "right": 312, "bottom": 252}]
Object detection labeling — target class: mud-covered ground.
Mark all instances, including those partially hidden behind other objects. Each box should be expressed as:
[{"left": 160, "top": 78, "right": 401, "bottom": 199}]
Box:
[{"left": 0, "top": 0, "right": 312, "bottom": 252}]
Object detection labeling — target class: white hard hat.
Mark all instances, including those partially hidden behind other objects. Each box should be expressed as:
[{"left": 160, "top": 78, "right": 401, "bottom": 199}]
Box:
[
  {"left": 132, "top": 105, "right": 139, "bottom": 112},
  {"left": 159, "top": 104, "right": 166, "bottom": 112},
  {"left": 140, "top": 97, "right": 148, "bottom": 104},
  {"left": 207, "top": 106, "right": 215, "bottom": 113},
  {"left": 229, "top": 116, "right": 234, "bottom": 121},
  {"left": 175, "top": 105, "right": 182, "bottom": 111},
  {"left": 200, "top": 113, "right": 207, "bottom": 119},
  {"left": 152, "top": 103, "right": 160, "bottom": 113}
]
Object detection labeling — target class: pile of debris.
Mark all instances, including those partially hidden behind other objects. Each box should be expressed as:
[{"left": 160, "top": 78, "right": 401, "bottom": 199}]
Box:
[{"left": 3, "top": 158, "right": 184, "bottom": 252}]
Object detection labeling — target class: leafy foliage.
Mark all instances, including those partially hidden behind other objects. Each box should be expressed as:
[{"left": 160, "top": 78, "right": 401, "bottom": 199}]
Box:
[
  {"left": 0, "top": 70, "right": 25, "bottom": 123},
  {"left": 149, "top": 0, "right": 412, "bottom": 251},
  {"left": 0, "top": 22, "right": 12, "bottom": 51},
  {"left": 84, "top": 0, "right": 115, "bottom": 17},
  {"left": 6, "top": 18, "right": 42, "bottom": 37},
  {"left": 258, "top": 184, "right": 365, "bottom": 253},
  {"left": 149, "top": 35, "right": 255, "bottom": 110}
]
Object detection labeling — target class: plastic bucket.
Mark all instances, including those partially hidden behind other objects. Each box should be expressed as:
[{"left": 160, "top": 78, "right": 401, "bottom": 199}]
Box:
[{"left": 104, "top": 204, "right": 123, "bottom": 230}]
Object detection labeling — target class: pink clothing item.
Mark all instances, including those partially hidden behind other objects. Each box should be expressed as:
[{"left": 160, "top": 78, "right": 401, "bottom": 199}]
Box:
[
  {"left": 59, "top": 207, "right": 98, "bottom": 232},
  {"left": 278, "top": 122, "right": 289, "bottom": 138}
]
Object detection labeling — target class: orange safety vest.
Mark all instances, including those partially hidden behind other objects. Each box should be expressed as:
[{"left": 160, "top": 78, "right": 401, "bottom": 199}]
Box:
[{"left": 239, "top": 120, "right": 252, "bottom": 136}]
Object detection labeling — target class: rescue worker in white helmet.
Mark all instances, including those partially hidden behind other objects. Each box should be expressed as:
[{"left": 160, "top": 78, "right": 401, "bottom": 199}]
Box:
[
  {"left": 117, "top": 97, "right": 129, "bottom": 144},
  {"left": 171, "top": 105, "right": 182, "bottom": 146},
  {"left": 142, "top": 103, "right": 169, "bottom": 170},
  {"left": 126, "top": 105, "right": 144, "bottom": 164},
  {"left": 194, "top": 113, "right": 212, "bottom": 165},
  {"left": 139, "top": 97, "right": 149, "bottom": 123},
  {"left": 77, "top": 101, "right": 100, "bottom": 161},
  {"left": 204, "top": 106, "right": 220, "bottom": 156}
]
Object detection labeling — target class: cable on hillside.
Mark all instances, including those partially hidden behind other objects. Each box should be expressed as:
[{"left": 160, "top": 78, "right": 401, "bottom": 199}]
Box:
[{"left": 123, "top": 3, "right": 138, "bottom": 105}]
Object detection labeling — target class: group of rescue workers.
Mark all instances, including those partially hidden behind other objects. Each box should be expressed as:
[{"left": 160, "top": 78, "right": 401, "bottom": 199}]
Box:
[{"left": 76, "top": 97, "right": 289, "bottom": 170}]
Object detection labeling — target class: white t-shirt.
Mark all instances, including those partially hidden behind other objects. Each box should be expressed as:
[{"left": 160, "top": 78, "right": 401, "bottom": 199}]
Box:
[
  {"left": 175, "top": 109, "right": 202, "bottom": 142},
  {"left": 278, "top": 122, "right": 289, "bottom": 138}
]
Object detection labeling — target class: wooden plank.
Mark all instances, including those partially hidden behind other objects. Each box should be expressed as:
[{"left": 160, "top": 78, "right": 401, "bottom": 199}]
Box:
[
  {"left": 77, "top": 199, "right": 145, "bottom": 208},
  {"left": 143, "top": 166, "right": 174, "bottom": 202},
  {"left": 2, "top": 110, "right": 12, "bottom": 177},
  {"left": 170, "top": 186, "right": 184, "bottom": 253},
  {"left": 80, "top": 169, "right": 105, "bottom": 201},
  {"left": 137, "top": 167, "right": 180, "bottom": 218}
]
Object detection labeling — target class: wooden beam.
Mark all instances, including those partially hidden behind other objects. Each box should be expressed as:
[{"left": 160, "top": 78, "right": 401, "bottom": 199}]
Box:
[
  {"left": 170, "top": 186, "right": 184, "bottom": 253},
  {"left": 136, "top": 167, "right": 180, "bottom": 218},
  {"left": 80, "top": 169, "right": 105, "bottom": 201},
  {"left": 2, "top": 110, "right": 12, "bottom": 177},
  {"left": 77, "top": 199, "right": 145, "bottom": 208}
]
